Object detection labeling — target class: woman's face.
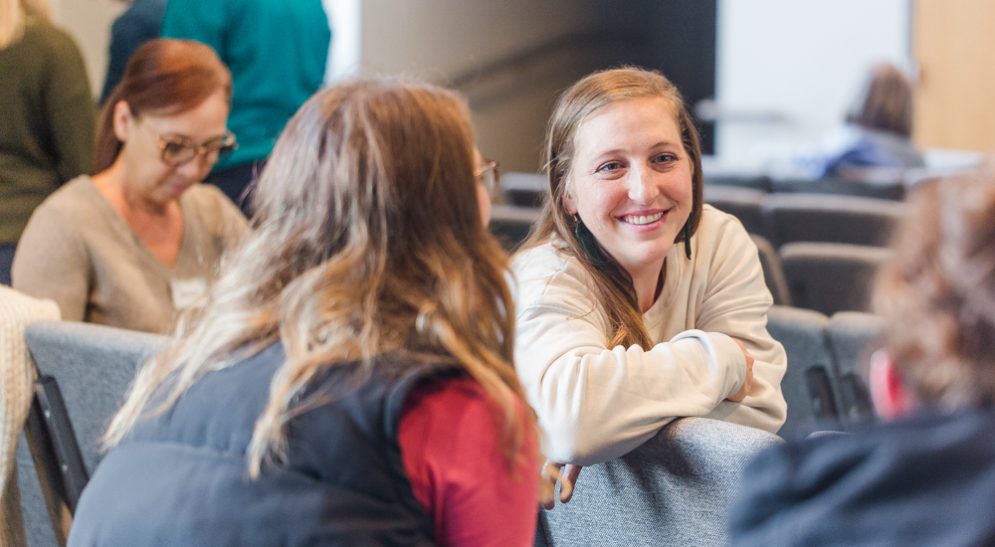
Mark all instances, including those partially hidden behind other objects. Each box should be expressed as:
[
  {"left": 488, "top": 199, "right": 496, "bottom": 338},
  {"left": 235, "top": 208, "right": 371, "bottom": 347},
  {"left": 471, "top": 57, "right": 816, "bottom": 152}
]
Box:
[
  {"left": 564, "top": 96, "right": 693, "bottom": 280},
  {"left": 115, "top": 90, "right": 231, "bottom": 206}
]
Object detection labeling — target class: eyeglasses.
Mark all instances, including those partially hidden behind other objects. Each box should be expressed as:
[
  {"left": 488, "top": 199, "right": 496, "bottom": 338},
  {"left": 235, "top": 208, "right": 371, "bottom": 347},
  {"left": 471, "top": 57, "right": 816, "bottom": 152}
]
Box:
[
  {"left": 154, "top": 131, "right": 237, "bottom": 167},
  {"left": 475, "top": 159, "right": 500, "bottom": 196}
]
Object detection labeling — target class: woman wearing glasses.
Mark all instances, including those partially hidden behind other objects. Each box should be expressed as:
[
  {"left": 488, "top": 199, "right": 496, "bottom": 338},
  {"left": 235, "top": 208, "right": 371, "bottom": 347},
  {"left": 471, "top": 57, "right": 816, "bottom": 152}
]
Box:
[{"left": 13, "top": 39, "right": 247, "bottom": 333}]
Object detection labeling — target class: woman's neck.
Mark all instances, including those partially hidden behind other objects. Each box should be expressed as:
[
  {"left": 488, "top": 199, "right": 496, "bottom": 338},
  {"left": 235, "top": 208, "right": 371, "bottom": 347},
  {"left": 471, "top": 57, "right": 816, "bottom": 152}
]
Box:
[{"left": 630, "top": 260, "right": 665, "bottom": 314}]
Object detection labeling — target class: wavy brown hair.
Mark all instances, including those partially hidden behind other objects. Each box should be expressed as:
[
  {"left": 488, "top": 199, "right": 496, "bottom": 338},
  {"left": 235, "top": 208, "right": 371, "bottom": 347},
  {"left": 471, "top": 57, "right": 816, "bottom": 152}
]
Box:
[
  {"left": 104, "top": 77, "right": 531, "bottom": 474},
  {"left": 94, "top": 38, "right": 232, "bottom": 172},
  {"left": 874, "top": 169, "right": 995, "bottom": 408},
  {"left": 521, "top": 66, "right": 704, "bottom": 348}
]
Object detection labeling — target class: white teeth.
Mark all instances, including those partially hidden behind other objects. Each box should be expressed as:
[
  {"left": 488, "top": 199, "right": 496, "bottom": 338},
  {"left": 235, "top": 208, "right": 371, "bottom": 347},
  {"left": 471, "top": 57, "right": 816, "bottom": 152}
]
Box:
[{"left": 622, "top": 212, "right": 664, "bottom": 225}]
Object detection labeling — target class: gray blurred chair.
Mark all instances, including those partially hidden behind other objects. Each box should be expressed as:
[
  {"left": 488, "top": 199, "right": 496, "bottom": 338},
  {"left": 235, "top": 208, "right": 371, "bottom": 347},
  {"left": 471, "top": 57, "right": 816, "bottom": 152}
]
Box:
[
  {"left": 536, "top": 417, "right": 782, "bottom": 547},
  {"left": 489, "top": 204, "right": 540, "bottom": 251},
  {"left": 761, "top": 193, "right": 905, "bottom": 248},
  {"left": 780, "top": 242, "right": 891, "bottom": 316},
  {"left": 501, "top": 171, "right": 546, "bottom": 208},
  {"left": 17, "top": 321, "right": 167, "bottom": 547},
  {"left": 769, "top": 175, "right": 905, "bottom": 200},
  {"left": 827, "top": 311, "right": 885, "bottom": 425},
  {"left": 751, "top": 235, "right": 791, "bottom": 306},
  {"left": 766, "top": 305, "right": 840, "bottom": 439},
  {"left": 704, "top": 185, "right": 766, "bottom": 236}
]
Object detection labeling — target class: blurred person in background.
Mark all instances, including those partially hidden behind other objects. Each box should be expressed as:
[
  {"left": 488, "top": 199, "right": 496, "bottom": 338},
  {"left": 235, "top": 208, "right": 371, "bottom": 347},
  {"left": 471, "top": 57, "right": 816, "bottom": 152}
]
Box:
[
  {"left": 161, "top": 0, "right": 332, "bottom": 214},
  {"left": 796, "top": 62, "right": 924, "bottom": 182},
  {"left": 0, "top": 0, "right": 95, "bottom": 285},
  {"left": 13, "top": 39, "right": 247, "bottom": 333},
  {"left": 730, "top": 170, "right": 995, "bottom": 546},
  {"left": 100, "top": 0, "right": 168, "bottom": 104}
]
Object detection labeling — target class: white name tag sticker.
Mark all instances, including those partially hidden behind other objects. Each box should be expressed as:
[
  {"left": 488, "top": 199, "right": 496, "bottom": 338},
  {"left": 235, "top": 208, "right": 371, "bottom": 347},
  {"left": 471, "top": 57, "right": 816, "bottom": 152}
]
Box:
[{"left": 169, "top": 277, "right": 208, "bottom": 310}]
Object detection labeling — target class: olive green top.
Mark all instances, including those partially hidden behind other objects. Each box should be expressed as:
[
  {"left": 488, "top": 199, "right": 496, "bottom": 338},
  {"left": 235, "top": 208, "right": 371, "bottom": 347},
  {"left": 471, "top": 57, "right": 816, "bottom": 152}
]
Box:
[{"left": 0, "top": 20, "right": 96, "bottom": 242}]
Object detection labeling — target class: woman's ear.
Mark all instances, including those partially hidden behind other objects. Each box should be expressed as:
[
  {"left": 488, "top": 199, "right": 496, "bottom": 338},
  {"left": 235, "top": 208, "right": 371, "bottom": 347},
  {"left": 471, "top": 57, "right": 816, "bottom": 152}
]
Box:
[
  {"left": 112, "top": 100, "right": 133, "bottom": 142},
  {"left": 869, "top": 349, "right": 913, "bottom": 420},
  {"left": 561, "top": 176, "right": 577, "bottom": 215}
]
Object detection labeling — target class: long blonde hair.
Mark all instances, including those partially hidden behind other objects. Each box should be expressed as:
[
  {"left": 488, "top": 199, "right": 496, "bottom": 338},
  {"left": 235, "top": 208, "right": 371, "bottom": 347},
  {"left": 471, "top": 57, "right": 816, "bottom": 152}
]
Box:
[
  {"left": 522, "top": 67, "right": 704, "bottom": 348},
  {"left": 0, "top": 0, "right": 51, "bottom": 49},
  {"left": 105, "top": 77, "right": 530, "bottom": 475}
]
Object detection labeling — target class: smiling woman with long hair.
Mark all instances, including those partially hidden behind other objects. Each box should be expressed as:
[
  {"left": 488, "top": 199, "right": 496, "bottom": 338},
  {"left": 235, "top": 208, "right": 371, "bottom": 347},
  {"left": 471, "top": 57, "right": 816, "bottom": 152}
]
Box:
[
  {"left": 513, "top": 67, "right": 786, "bottom": 500},
  {"left": 67, "top": 77, "right": 539, "bottom": 546}
]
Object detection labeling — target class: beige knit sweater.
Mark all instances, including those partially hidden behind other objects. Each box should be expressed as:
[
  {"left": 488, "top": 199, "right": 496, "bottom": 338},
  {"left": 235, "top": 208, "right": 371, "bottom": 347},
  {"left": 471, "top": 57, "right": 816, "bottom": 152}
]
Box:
[{"left": 1, "top": 287, "right": 60, "bottom": 546}]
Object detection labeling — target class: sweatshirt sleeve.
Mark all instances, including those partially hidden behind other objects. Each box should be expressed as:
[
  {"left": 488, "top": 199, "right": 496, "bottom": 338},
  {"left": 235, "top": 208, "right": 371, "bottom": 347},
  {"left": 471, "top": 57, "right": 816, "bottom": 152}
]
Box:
[
  {"left": 512, "top": 249, "right": 747, "bottom": 465},
  {"left": 695, "top": 216, "right": 787, "bottom": 433}
]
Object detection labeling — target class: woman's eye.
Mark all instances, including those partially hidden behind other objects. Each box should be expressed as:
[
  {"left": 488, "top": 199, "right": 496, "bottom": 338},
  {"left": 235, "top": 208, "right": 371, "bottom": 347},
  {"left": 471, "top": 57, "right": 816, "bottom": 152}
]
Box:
[
  {"left": 595, "top": 161, "right": 624, "bottom": 174},
  {"left": 653, "top": 153, "right": 677, "bottom": 164}
]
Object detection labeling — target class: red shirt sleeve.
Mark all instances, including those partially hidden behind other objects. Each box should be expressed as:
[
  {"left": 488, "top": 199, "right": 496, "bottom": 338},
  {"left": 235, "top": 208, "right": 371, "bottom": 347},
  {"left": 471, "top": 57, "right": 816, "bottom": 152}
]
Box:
[{"left": 398, "top": 377, "right": 539, "bottom": 547}]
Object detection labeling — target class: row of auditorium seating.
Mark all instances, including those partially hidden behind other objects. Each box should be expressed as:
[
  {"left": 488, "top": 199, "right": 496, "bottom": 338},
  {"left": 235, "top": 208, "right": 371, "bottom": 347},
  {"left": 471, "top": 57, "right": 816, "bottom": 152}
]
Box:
[
  {"left": 768, "top": 306, "right": 882, "bottom": 438},
  {"left": 13, "top": 306, "right": 881, "bottom": 545}
]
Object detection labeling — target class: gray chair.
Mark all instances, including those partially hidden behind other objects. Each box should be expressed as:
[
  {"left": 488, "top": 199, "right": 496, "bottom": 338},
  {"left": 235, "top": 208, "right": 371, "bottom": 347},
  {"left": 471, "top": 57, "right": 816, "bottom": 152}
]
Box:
[
  {"left": 770, "top": 175, "right": 905, "bottom": 200},
  {"left": 489, "top": 204, "right": 540, "bottom": 251},
  {"left": 502, "top": 171, "right": 546, "bottom": 208},
  {"left": 704, "top": 185, "right": 766, "bottom": 235},
  {"left": 17, "top": 321, "right": 167, "bottom": 547},
  {"left": 761, "top": 193, "right": 905, "bottom": 248},
  {"left": 751, "top": 235, "right": 791, "bottom": 306},
  {"left": 766, "top": 306, "right": 840, "bottom": 438},
  {"left": 780, "top": 242, "right": 891, "bottom": 316},
  {"left": 536, "top": 417, "right": 781, "bottom": 547},
  {"left": 827, "top": 311, "right": 885, "bottom": 425}
]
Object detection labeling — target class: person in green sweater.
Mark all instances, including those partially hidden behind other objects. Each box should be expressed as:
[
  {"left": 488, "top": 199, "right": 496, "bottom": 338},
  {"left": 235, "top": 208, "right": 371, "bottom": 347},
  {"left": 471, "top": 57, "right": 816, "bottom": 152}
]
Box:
[
  {"left": 161, "top": 0, "right": 331, "bottom": 214},
  {"left": 0, "top": 0, "right": 95, "bottom": 285}
]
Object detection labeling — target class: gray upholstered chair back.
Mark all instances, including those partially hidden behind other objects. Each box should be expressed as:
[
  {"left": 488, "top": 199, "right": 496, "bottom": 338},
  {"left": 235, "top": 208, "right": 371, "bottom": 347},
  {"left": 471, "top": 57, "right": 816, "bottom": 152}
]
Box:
[
  {"left": 751, "top": 235, "right": 791, "bottom": 306},
  {"left": 761, "top": 193, "right": 905, "bottom": 248},
  {"left": 780, "top": 242, "right": 891, "bottom": 315},
  {"left": 704, "top": 185, "right": 766, "bottom": 236},
  {"left": 17, "top": 321, "right": 167, "bottom": 547},
  {"left": 537, "top": 418, "right": 782, "bottom": 547},
  {"left": 827, "top": 311, "right": 885, "bottom": 424},
  {"left": 766, "top": 306, "right": 839, "bottom": 438}
]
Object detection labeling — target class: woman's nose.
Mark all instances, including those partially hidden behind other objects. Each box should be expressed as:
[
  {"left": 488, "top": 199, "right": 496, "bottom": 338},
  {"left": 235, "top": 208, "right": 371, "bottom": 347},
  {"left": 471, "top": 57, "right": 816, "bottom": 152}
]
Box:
[{"left": 627, "top": 167, "right": 660, "bottom": 204}]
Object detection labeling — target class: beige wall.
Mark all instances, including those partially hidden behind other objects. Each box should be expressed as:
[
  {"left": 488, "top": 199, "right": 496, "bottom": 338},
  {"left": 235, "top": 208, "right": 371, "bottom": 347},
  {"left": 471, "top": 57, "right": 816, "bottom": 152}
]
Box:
[{"left": 914, "top": 0, "right": 995, "bottom": 152}]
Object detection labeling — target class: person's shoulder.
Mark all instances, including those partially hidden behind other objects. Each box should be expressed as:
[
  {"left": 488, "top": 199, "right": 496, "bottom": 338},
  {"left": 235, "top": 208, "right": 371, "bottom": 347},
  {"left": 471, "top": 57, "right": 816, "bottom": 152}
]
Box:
[
  {"left": 694, "top": 204, "right": 751, "bottom": 247},
  {"left": 23, "top": 20, "right": 83, "bottom": 58},
  {"left": 511, "top": 240, "right": 578, "bottom": 279},
  {"left": 32, "top": 176, "right": 98, "bottom": 219}
]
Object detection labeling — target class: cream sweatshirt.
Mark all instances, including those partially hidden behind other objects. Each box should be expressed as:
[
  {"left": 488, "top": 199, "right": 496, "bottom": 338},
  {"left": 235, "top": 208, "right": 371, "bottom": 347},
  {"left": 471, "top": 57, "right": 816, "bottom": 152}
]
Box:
[{"left": 512, "top": 205, "right": 787, "bottom": 465}]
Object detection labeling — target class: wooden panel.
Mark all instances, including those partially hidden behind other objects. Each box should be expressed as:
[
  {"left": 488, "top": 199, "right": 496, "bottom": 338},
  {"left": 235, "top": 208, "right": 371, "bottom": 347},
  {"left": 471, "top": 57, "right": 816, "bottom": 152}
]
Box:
[{"left": 914, "top": 0, "right": 995, "bottom": 151}]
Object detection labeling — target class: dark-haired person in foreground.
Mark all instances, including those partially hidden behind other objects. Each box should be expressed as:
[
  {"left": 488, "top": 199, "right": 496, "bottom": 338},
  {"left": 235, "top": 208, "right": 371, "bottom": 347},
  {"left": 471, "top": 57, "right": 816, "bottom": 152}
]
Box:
[
  {"left": 68, "top": 77, "right": 538, "bottom": 546},
  {"left": 730, "top": 171, "right": 995, "bottom": 546}
]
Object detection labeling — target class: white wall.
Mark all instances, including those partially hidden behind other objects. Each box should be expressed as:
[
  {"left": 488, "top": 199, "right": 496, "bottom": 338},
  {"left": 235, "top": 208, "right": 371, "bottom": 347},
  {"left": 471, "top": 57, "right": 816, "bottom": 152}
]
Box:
[{"left": 715, "top": 0, "right": 912, "bottom": 169}]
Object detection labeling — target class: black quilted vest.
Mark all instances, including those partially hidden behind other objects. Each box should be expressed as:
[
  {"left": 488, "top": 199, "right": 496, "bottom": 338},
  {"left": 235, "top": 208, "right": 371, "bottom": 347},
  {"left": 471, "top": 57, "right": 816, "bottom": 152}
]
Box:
[{"left": 69, "top": 342, "right": 458, "bottom": 546}]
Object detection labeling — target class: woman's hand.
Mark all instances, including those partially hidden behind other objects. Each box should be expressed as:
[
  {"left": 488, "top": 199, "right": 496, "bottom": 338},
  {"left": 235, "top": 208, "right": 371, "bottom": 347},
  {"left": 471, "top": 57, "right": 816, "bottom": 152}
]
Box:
[
  {"left": 540, "top": 460, "right": 583, "bottom": 509},
  {"left": 726, "top": 339, "right": 755, "bottom": 402}
]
